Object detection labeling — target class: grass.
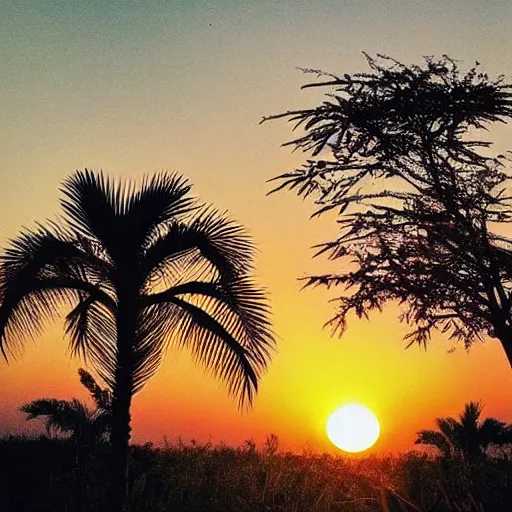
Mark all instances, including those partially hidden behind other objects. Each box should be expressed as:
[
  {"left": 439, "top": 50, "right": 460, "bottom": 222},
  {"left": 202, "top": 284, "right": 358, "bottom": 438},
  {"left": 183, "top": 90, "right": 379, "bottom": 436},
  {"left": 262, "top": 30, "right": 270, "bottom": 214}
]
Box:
[{"left": 0, "top": 434, "right": 511, "bottom": 511}]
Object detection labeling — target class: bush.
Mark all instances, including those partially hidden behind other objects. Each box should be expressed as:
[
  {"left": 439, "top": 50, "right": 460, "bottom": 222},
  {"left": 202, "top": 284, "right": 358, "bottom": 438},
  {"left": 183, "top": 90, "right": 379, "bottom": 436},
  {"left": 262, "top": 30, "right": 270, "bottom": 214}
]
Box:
[{"left": 1, "top": 435, "right": 511, "bottom": 511}]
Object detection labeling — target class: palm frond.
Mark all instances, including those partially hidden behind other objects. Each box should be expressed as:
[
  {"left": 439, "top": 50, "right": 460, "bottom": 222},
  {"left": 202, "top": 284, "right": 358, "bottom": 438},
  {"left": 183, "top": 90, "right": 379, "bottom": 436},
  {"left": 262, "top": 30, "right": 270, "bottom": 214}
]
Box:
[
  {"left": 415, "top": 429, "right": 451, "bottom": 455},
  {"left": 435, "top": 417, "right": 461, "bottom": 450},
  {"left": 60, "top": 170, "right": 132, "bottom": 263},
  {"left": 61, "top": 170, "right": 197, "bottom": 267},
  {"left": 65, "top": 297, "right": 118, "bottom": 388},
  {"left": 0, "top": 227, "right": 114, "bottom": 360},
  {"left": 459, "top": 401, "right": 482, "bottom": 428},
  {"left": 20, "top": 396, "right": 110, "bottom": 442},
  {"left": 214, "top": 276, "right": 274, "bottom": 359},
  {"left": 176, "top": 299, "right": 257, "bottom": 409},
  {"left": 129, "top": 304, "right": 182, "bottom": 393},
  {"left": 138, "top": 295, "right": 268, "bottom": 408},
  {"left": 20, "top": 398, "right": 91, "bottom": 437},
  {"left": 142, "top": 208, "right": 255, "bottom": 287},
  {"left": 144, "top": 276, "right": 274, "bottom": 365},
  {"left": 479, "top": 417, "right": 512, "bottom": 447},
  {"left": 127, "top": 172, "right": 197, "bottom": 250}
]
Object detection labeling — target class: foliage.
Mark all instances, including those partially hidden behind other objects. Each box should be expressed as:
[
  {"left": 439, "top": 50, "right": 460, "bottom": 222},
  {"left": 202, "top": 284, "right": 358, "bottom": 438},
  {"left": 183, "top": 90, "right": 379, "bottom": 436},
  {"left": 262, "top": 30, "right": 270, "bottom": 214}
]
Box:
[
  {"left": 415, "top": 401, "right": 512, "bottom": 459},
  {"left": 0, "top": 171, "right": 274, "bottom": 406},
  {"left": 20, "top": 368, "right": 111, "bottom": 445},
  {"left": 78, "top": 367, "right": 113, "bottom": 411},
  {"left": 264, "top": 54, "right": 512, "bottom": 365},
  {"left": 0, "top": 170, "right": 275, "bottom": 510},
  {"left": 1, "top": 435, "right": 512, "bottom": 511}
]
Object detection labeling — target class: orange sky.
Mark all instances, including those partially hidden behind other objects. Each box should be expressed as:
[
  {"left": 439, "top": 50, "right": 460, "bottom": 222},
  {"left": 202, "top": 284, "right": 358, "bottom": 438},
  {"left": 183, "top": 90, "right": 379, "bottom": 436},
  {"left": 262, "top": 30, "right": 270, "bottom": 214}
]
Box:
[{"left": 1, "top": 1, "right": 512, "bottom": 455}]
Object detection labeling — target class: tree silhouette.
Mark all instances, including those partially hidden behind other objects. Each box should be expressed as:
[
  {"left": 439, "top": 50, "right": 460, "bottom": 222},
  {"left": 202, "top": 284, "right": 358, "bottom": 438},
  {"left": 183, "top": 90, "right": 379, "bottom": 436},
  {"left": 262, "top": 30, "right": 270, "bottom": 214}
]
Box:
[
  {"left": 0, "top": 170, "right": 274, "bottom": 511},
  {"left": 20, "top": 368, "right": 111, "bottom": 454},
  {"left": 415, "top": 401, "right": 512, "bottom": 459},
  {"left": 20, "top": 368, "right": 111, "bottom": 509},
  {"left": 264, "top": 54, "right": 512, "bottom": 366},
  {"left": 78, "top": 366, "right": 113, "bottom": 412}
]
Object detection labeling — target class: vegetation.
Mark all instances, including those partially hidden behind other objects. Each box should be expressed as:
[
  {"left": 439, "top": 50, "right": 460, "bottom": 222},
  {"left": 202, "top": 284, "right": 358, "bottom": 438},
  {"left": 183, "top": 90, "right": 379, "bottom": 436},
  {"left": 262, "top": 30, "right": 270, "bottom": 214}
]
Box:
[
  {"left": 0, "top": 435, "right": 511, "bottom": 511},
  {"left": 0, "top": 170, "right": 274, "bottom": 511},
  {"left": 264, "top": 54, "right": 512, "bottom": 366},
  {"left": 3, "top": 55, "right": 512, "bottom": 511},
  {"left": 416, "top": 401, "right": 512, "bottom": 459},
  {"left": 20, "top": 368, "right": 111, "bottom": 453}
]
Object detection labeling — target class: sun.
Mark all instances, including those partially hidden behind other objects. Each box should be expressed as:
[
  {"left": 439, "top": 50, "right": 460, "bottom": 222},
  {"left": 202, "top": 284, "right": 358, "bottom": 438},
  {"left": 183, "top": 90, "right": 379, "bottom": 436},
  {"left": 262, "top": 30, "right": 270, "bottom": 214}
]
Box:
[{"left": 326, "top": 404, "right": 380, "bottom": 453}]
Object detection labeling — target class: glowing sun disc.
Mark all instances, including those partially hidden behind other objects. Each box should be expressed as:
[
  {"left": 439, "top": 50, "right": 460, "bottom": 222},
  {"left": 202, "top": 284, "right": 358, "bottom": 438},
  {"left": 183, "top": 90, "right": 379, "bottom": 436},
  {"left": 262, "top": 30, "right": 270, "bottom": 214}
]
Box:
[{"left": 326, "top": 404, "right": 380, "bottom": 453}]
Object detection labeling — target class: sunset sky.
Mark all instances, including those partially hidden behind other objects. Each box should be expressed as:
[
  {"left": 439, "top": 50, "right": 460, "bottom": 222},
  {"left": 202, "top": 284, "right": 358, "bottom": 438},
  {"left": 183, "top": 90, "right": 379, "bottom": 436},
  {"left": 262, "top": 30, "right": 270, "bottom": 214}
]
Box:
[{"left": 1, "top": 0, "right": 512, "bottom": 455}]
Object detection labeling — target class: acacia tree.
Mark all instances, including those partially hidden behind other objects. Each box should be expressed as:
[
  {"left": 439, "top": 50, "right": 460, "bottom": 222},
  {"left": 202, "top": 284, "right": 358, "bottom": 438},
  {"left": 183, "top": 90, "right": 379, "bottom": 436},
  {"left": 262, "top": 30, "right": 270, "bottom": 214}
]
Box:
[
  {"left": 0, "top": 170, "right": 274, "bottom": 511},
  {"left": 264, "top": 54, "right": 512, "bottom": 366},
  {"left": 415, "top": 401, "right": 512, "bottom": 459}
]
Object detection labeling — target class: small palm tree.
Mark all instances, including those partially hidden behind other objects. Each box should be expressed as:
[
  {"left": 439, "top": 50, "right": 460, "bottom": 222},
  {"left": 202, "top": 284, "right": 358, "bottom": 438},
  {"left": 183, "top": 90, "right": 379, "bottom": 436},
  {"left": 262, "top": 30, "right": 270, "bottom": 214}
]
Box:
[
  {"left": 0, "top": 170, "right": 274, "bottom": 511},
  {"left": 415, "top": 401, "right": 512, "bottom": 458},
  {"left": 21, "top": 368, "right": 111, "bottom": 509},
  {"left": 20, "top": 368, "right": 111, "bottom": 448}
]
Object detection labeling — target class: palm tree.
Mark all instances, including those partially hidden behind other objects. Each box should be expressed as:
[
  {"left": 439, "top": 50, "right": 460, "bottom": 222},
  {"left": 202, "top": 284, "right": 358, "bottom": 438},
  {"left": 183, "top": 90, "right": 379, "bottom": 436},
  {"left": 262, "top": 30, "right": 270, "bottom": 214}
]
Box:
[
  {"left": 415, "top": 402, "right": 512, "bottom": 459},
  {"left": 0, "top": 170, "right": 274, "bottom": 511},
  {"left": 21, "top": 368, "right": 111, "bottom": 509},
  {"left": 20, "top": 368, "right": 111, "bottom": 449}
]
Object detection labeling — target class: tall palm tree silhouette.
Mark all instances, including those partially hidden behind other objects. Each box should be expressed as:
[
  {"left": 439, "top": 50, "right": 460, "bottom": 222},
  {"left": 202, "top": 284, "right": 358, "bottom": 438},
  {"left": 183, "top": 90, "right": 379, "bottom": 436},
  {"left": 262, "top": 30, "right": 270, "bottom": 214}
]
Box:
[
  {"left": 0, "top": 170, "right": 274, "bottom": 511},
  {"left": 415, "top": 402, "right": 512, "bottom": 459}
]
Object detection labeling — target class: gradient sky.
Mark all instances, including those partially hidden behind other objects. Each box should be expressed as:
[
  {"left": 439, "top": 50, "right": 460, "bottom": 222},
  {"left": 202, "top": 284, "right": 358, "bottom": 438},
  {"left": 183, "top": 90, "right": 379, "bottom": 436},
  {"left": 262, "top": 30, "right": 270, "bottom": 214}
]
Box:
[{"left": 1, "top": 0, "right": 512, "bottom": 454}]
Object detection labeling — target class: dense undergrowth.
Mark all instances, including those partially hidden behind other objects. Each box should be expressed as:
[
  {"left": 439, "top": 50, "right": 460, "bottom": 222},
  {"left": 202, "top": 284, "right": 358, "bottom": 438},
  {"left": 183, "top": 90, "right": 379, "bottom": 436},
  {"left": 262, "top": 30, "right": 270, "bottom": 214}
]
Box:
[{"left": 0, "top": 435, "right": 510, "bottom": 511}]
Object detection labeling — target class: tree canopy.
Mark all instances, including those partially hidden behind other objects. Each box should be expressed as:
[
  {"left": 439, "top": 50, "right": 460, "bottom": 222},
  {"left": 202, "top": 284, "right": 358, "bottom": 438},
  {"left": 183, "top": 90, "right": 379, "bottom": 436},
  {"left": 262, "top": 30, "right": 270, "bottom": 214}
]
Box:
[
  {"left": 265, "top": 54, "right": 512, "bottom": 366},
  {"left": 415, "top": 401, "right": 512, "bottom": 458},
  {"left": 20, "top": 368, "right": 111, "bottom": 444},
  {"left": 0, "top": 170, "right": 275, "bottom": 511}
]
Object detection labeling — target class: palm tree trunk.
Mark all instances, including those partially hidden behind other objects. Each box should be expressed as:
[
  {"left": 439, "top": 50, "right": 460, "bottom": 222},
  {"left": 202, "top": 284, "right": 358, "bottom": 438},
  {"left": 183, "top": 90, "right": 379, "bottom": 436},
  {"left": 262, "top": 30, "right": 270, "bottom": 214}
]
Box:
[
  {"left": 110, "top": 293, "right": 137, "bottom": 512},
  {"left": 110, "top": 383, "right": 132, "bottom": 512}
]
